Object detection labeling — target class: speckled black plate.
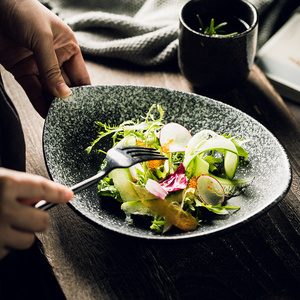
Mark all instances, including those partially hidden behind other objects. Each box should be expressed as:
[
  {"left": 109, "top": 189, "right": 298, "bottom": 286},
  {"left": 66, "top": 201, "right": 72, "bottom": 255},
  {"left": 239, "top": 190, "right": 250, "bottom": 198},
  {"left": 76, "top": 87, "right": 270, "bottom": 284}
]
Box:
[{"left": 43, "top": 85, "right": 291, "bottom": 240}]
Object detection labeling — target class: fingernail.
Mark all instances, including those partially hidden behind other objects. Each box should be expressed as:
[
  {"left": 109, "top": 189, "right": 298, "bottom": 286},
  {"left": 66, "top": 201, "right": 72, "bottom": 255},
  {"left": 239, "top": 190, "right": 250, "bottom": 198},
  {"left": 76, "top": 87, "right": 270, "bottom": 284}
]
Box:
[
  {"left": 56, "top": 82, "right": 72, "bottom": 98},
  {"left": 64, "top": 189, "right": 74, "bottom": 201}
]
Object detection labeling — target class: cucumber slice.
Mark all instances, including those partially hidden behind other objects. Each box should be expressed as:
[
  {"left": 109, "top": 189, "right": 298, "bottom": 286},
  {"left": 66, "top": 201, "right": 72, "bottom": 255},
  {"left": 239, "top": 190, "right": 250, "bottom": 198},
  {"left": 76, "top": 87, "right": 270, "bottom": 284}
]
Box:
[
  {"left": 193, "top": 155, "right": 210, "bottom": 177},
  {"left": 121, "top": 201, "right": 153, "bottom": 216},
  {"left": 224, "top": 151, "right": 239, "bottom": 179},
  {"left": 184, "top": 133, "right": 238, "bottom": 171},
  {"left": 109, "top": 168, "right": 139, "bottom": 202},
  {"left": 210, "top": 175, "right": 254, "bottom": 197}
]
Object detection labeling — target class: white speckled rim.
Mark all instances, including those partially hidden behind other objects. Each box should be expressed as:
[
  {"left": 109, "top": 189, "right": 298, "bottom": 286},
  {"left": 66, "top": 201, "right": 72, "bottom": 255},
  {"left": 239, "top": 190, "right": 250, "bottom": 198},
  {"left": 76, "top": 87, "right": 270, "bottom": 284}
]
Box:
[{"left": 43, "top": 85, "right": 291, "bottom": 241}]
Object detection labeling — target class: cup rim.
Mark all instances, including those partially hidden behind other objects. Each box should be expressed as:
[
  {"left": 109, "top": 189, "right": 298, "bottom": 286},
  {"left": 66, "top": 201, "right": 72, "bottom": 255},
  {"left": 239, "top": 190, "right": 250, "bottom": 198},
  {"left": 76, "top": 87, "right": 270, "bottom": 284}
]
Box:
[{"left": 179, "top": 0, "right": 258, "bottom": 39}]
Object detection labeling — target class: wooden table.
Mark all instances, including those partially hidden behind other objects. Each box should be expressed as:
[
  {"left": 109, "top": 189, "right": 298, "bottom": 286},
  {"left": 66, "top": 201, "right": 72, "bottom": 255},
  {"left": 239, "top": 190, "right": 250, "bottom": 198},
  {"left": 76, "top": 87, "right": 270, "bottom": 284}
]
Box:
[{"left": 2, "top": 60, "right": 300, "bottom": 299}]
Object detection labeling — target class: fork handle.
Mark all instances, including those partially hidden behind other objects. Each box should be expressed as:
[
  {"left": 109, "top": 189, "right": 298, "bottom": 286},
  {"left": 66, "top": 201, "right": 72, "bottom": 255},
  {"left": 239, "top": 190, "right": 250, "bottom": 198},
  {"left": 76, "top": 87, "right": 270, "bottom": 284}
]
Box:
[
  {"left": 35, "top": 168, "right": 109, "bottom": 211},
  {"left": 70, "top": 169, "right": 107, "bottom": 193}
]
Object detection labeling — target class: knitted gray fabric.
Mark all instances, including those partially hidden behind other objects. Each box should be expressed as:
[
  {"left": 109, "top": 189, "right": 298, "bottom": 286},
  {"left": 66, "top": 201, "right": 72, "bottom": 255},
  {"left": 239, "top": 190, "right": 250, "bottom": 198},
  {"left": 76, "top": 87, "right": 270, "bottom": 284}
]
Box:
[{"left": 42, "top": 0, "right": 299, "bottom": 66}]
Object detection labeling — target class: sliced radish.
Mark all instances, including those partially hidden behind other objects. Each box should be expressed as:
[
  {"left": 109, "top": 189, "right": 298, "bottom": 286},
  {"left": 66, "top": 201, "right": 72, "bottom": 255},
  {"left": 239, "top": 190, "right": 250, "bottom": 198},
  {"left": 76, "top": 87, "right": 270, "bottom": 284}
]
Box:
[
  {"left": 145, "top": 179, "right": 168, "bottom": 199},
  {"left": 159, "top": 122, "right": 192, "bottom": 153},
  {"left": 196, "top": 175, "right": 225, "bottom": 206}
]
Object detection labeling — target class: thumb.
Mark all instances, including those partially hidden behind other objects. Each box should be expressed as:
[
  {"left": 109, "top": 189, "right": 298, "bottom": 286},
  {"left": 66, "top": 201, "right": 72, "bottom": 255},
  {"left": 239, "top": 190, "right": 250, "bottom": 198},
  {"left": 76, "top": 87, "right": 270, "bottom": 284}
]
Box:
[{"left": 33, "top": 38, "right": 72, "bottom": 98}]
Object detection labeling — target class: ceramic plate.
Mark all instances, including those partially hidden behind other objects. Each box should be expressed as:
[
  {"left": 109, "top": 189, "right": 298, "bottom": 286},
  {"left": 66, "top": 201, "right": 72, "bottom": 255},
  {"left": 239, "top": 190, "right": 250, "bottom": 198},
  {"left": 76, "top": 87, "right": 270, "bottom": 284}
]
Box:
[{"left": 43, "top": 85, "right": 291, "bottom": 240}]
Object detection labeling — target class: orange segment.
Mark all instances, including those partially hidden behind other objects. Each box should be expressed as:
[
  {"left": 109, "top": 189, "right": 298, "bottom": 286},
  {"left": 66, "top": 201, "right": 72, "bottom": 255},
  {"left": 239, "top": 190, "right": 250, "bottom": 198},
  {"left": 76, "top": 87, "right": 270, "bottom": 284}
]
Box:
[{"left": 142, "top": 198, "right": 197, "bottom": 231}]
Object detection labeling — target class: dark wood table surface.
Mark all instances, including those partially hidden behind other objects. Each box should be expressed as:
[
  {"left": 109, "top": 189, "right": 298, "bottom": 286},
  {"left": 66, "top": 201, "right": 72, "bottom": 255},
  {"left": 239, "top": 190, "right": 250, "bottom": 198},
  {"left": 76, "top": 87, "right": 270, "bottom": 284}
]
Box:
[{"left": 2, "top": 59, "right": 300, "bottom": 299}]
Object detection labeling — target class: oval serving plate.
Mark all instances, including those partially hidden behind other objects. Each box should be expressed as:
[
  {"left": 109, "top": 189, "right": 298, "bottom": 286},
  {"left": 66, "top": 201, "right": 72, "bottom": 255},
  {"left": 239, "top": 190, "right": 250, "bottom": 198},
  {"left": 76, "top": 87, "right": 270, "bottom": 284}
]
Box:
[{"left": 43, "top": 85, "right": 291, "bottom": 240}]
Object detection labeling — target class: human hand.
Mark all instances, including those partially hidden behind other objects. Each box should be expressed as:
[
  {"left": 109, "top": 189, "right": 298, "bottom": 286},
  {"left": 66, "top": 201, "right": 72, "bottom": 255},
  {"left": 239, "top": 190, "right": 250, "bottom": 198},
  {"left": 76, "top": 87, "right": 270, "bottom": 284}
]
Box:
[
  {"left": 0, "top": 168, "right": 73, "bottom": 259},
  {"left": 0, "top": 0, "right": 91, "bottom": 118}
]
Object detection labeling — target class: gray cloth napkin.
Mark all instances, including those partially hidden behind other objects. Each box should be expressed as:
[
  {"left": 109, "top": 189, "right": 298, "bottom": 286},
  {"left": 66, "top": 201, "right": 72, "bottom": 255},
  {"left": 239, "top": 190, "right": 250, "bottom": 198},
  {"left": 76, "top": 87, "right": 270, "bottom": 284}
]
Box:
[{"left": 42, "top": 0, "right": 299, "bottom": 66}]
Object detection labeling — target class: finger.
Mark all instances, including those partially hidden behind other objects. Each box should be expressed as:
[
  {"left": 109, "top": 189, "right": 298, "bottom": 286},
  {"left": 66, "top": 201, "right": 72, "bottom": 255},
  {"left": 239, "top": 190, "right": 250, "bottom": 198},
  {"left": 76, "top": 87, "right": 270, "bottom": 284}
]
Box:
[
  {"left": 17, "top": 177, "right": 73, "bottom": 204},
  {"left": 33, "top": 36, "right": 72, "bottom": 98},
  {"left": 11, "top": 204, "right": 50, "bottom": 232},
  {"left": 60, "top": 65, "right": 72, "bottom": 87},
  {"left": 58, "top": 46, "right": 91, "bottom": 87},
  {"left": 3, "top": 227, "right": 36, "bottom": 251},
  {"left": 0, "top": 168, "right": 73, "bottom": 204}
]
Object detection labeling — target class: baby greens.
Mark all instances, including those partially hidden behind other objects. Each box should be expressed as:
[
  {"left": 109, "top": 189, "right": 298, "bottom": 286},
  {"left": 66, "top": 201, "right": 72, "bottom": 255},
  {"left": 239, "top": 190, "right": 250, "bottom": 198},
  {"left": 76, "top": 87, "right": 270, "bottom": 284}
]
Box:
[{"left": 86, "top": 104, "right": 253, "bottom": 233}]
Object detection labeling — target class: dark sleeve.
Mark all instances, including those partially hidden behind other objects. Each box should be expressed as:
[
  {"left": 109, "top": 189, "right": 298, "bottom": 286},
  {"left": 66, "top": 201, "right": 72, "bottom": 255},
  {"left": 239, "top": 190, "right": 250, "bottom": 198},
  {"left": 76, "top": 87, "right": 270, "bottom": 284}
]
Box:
[
  {"left": 0, "top": 74, "right": 26, "bottom": 171},
  {"left": 0, "top": 74, "right": 66, "bottom": 300}
]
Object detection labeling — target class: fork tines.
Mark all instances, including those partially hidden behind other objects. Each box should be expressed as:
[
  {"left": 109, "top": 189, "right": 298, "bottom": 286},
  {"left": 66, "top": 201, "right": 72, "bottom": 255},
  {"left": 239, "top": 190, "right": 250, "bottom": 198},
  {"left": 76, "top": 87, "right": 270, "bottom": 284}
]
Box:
[{"left": 119, "top": 146, "right": 167, "bottom": 160}]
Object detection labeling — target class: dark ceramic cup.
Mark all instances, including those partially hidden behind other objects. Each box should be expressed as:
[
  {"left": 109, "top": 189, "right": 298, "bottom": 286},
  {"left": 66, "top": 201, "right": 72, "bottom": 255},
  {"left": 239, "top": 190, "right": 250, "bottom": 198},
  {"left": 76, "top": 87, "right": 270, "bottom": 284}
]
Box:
[{"left": 178, "top": 0, "right": 258, "bottom": 92}]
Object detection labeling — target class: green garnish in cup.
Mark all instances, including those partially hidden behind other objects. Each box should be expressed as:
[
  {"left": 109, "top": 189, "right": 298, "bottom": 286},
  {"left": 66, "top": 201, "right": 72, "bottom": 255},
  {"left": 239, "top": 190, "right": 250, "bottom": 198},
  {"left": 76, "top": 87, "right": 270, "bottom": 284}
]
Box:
[{"left": 196, "top": 15, "right": 238, "bottom": 37}]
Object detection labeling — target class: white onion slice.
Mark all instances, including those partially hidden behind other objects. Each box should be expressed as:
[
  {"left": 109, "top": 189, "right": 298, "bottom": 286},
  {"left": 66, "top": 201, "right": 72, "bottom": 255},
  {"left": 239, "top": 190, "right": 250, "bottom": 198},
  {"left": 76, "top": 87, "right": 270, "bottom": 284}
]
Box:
[{"left": 145, "top": 179, "right": 168, "bottom": 199}]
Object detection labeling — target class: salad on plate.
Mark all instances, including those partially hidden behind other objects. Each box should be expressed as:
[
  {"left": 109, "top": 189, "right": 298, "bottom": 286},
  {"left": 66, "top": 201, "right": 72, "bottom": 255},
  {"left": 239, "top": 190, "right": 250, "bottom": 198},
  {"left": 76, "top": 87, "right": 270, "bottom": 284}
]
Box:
[{"left": 86, "top": 104, "right": 254, "bottom": 233}]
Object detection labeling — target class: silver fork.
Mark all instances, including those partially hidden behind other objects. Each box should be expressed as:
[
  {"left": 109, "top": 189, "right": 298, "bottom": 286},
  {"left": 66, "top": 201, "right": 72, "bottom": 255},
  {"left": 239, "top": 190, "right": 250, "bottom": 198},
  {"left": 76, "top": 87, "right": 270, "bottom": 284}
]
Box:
[{"left": 35, "top": 146, "right": 167, "bottom": 211}]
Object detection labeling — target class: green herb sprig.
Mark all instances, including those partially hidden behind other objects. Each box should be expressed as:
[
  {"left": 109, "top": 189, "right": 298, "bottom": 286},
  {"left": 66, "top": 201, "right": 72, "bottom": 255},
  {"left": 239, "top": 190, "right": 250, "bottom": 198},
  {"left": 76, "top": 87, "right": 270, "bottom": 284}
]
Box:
[{"left": 196, "top": 14, "right": 238, "bottom": 37}]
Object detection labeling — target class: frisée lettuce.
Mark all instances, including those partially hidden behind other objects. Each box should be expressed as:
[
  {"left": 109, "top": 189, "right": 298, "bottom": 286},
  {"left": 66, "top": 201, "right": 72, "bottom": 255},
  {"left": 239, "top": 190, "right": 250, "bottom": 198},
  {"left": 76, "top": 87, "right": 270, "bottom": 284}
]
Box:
[{"left": 86, "top": 104, "right": 253, "bottom": 233}]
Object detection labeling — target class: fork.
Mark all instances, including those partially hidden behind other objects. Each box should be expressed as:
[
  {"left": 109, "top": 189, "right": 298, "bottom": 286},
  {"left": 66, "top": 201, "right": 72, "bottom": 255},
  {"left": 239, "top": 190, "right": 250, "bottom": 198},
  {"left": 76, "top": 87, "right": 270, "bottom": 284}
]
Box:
[{"left": 35, "top": 146, "right": 167, "bottom": 211}]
